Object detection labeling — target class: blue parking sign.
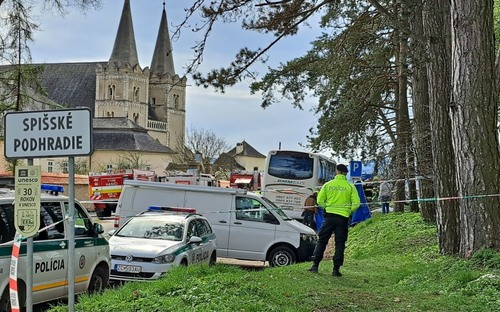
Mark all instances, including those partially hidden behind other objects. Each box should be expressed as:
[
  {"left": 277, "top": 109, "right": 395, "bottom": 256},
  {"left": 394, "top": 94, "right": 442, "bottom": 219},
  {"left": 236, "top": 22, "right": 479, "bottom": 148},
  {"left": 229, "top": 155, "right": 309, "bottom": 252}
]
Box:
[{"left": 350, "top": 161, "right": 362, "bottom": 178}]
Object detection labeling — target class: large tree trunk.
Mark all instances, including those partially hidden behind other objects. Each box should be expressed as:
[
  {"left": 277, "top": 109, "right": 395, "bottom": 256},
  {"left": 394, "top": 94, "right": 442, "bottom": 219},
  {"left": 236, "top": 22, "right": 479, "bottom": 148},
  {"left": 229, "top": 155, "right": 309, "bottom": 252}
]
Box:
[
  {"left": 451, "top": 0, "right": 500, "bottom": 256},
  {"left": 423, "top": 0, "right": 460, "bottom": 254},
  {"left": 408, "top": 0, "right": 436, "bottom": 222}
]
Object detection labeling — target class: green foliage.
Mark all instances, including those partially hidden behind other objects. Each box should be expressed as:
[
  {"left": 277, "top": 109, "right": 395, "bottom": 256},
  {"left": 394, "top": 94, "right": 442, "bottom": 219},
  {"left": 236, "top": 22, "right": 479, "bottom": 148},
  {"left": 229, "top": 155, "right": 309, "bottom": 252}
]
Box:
[{"left": 48, "top": 213, "right": 499, "bottom": 312}]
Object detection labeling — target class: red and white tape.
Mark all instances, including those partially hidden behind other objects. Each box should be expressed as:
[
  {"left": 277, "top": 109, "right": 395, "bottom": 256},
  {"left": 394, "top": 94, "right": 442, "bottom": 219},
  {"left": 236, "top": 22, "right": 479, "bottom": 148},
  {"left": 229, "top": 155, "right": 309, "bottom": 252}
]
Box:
[{"left": 9, "top": 233, "right": 22, "bottom": 312}]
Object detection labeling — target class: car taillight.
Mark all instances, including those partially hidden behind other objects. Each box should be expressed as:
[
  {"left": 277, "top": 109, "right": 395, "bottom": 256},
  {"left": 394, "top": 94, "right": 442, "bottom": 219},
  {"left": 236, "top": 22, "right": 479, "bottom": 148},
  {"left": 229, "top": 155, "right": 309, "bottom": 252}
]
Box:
[{"left": 114, "top": 215, "right": 120, "bottom": 228}]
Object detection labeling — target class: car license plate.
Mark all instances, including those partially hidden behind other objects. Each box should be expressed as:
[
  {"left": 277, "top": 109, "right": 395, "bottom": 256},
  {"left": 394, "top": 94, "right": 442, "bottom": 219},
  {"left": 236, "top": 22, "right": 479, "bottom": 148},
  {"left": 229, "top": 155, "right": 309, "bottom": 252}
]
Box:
[{"left": 115, "top": 264, "right": 142, "bottom": 273}]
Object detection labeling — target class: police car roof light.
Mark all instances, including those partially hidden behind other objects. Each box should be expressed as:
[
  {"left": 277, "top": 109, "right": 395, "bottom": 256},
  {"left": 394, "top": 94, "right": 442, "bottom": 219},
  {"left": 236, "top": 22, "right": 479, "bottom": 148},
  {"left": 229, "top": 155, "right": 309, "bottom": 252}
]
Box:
[
  {"left": 148, "top": 205, "right": 197, "bottom": 213},
  {"left": 41, "top": 184, "right": 65, "bottom": 194}
]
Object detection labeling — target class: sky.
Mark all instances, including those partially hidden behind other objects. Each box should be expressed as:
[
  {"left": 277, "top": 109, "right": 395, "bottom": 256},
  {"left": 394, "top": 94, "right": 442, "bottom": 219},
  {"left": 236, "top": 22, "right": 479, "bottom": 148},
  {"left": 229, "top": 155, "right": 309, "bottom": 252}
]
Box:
[{"left": 28, "top": 0, "right": 327, "bottom": 157}]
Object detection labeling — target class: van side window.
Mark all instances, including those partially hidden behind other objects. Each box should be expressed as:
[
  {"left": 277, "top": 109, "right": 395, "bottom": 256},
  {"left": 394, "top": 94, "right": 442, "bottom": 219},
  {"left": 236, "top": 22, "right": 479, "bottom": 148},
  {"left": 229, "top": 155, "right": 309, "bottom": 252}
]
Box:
[
  {"left": 37, "top": 202, "right": 65, "bottom": 240},
  {"left": 235, "top": 197, "right": 270, "bottom": 223},
  {"left": 65, "top": 203, "right": 93, "bottom": 237},
  {"left": 0, "top": 204, "right": 15, "bottom": 243}
]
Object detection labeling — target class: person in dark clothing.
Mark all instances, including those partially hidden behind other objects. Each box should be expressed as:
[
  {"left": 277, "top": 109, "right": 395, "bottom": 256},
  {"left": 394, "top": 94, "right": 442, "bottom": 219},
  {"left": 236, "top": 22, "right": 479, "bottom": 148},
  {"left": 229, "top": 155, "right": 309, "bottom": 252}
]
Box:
[
  {"left": 308, "top": 164, "right": 361, "bottom": 277},
  {"left": 302, "top": 192, "right": 318, "bottom": 230}
]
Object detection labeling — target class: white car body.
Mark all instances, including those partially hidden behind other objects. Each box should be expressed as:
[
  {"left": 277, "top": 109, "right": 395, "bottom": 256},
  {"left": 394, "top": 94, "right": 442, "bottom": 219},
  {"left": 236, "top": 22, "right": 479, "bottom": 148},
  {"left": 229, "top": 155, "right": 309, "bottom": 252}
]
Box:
[
  {"left": 109, "top": 210, "right": 217, "bottom": 282},
  {"left": 114, "top": 181, "right": 318, "bottom": 267}
]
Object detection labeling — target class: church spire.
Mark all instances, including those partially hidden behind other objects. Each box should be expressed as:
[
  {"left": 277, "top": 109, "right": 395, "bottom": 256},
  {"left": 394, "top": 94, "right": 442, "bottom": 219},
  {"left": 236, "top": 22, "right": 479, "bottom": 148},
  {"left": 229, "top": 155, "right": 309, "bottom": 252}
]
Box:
[
  {"left": 150, "top": 2, "right": 175, "bottom": 75},
  {"left": 109, "top": 0, "right": 139, "bottom": 67}
]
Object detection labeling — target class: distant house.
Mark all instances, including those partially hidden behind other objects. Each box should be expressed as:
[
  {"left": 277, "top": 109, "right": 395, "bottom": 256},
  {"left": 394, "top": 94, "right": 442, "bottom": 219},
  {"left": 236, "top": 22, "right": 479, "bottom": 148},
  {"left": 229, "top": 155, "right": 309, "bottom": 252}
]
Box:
[{"left": 214, "top": 141, "right": 266, "bottom": 173}]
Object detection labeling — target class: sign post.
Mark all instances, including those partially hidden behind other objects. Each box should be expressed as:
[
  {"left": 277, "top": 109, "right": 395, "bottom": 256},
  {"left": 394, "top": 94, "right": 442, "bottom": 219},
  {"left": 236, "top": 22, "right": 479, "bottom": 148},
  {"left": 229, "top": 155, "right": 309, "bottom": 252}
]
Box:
[{"left": 4, "top": 108, "right": 92, "bottom": 312}]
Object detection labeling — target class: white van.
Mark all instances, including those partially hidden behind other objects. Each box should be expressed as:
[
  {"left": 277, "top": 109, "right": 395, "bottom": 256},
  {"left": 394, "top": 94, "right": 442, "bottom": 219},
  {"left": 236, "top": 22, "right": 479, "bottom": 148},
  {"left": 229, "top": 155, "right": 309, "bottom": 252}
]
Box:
[{"left": 114, "top": 180, "right": 317, "bottom": 267}]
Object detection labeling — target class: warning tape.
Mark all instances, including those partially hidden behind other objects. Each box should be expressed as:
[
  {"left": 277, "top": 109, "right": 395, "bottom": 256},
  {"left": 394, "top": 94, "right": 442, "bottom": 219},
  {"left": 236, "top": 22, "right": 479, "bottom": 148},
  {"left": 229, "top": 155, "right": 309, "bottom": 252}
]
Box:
[{"left": 9, "top": 233, "right": 22, "bottom": 312}]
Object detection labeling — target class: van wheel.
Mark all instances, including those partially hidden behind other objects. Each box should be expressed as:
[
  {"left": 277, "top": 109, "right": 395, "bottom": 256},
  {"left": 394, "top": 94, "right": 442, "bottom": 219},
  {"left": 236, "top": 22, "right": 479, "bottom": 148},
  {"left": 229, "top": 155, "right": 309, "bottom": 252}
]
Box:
[
  {"left": 1, "top": 282, "right": 25, "bottom": 312},
  {"left": 268, "top": 246, "right": 296, "bottom": 267},
  {"left": 180, "top": 258, "right": 188, "bottom": 266},
  {"left": 87, "top": 266, "right": 108, "bottom": 294},
  {"left": 209, "top": 252, "right": 216, "bottom": 266}
]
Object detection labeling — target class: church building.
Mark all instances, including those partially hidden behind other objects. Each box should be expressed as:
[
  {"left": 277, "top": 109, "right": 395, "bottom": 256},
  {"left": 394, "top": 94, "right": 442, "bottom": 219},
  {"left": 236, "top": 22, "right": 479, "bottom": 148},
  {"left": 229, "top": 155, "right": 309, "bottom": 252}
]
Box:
[{"left": 2, "top": 0, "right": 186, "bottom": 175}]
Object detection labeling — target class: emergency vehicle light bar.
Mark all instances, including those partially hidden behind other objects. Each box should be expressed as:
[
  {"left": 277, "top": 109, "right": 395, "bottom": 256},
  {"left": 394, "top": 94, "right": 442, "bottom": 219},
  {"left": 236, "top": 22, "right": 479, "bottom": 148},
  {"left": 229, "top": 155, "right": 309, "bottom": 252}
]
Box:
[
  {"left": 148, "top": 205, "right": 197, "bottom": 213},
  {"left": 41, "top": 184, "right": 64, "bottom": 193}
]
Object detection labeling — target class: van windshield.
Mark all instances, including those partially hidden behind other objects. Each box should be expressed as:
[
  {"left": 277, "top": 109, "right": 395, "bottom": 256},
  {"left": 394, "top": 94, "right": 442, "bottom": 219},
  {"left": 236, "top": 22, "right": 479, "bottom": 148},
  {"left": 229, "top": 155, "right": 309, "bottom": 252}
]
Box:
[{"left": 261, "top": 197, "right": 293, "bottom": 220}]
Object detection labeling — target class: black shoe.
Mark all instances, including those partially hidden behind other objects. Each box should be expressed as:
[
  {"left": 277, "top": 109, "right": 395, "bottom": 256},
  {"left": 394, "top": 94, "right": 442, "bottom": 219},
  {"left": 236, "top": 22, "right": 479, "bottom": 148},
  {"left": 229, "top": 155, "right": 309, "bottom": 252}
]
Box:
[
  {"left": 308, "top": 265, "right": 318, "bottom": 273},
  {"left": 332, "top": 268, "right": 342, "bottom": 277}
]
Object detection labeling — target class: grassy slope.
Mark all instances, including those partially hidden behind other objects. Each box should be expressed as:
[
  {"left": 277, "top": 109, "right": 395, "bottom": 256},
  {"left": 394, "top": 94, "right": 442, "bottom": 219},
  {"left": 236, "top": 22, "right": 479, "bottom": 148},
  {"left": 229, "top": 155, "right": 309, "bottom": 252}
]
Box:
[{"left": 49, "top": 213, "right": 500, "bottom": 312}]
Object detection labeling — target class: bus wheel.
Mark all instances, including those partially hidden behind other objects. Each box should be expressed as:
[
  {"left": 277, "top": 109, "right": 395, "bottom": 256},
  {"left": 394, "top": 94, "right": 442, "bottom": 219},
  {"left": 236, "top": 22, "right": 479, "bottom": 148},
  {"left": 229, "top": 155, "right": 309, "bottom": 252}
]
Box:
[{"left": 268, "top": 246, "right": 296, "bottom": 267}]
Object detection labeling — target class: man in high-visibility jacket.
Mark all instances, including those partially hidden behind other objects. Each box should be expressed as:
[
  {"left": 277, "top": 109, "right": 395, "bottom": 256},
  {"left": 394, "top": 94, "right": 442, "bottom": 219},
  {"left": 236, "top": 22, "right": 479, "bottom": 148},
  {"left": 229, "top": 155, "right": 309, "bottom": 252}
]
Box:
[{"left": 308, "top": 164, "right": 361, "bottom": 277}]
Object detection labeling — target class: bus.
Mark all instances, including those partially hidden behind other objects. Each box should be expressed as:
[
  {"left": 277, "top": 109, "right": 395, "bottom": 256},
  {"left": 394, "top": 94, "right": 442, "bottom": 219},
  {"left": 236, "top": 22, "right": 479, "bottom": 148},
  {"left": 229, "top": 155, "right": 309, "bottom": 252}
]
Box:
[{"left": 262, "top": 150, "right": 337, "bottom": 220}]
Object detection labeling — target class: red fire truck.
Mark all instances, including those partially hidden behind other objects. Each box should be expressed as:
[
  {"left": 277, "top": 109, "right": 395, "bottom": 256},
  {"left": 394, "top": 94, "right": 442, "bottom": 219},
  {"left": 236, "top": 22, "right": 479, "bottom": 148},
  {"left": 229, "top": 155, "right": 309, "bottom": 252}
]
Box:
[
  {"left": 229, "top": 172, "right": 261, "bottom": 191},
  {"left": 89, "top": 169, "right": 157, "bottom": 219}
]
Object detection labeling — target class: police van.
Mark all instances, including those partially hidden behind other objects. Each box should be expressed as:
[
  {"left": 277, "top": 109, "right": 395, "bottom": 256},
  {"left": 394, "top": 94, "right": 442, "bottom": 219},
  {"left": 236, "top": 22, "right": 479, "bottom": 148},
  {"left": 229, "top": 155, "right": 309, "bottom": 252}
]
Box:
[{"left": 0, "top": 185, "right": 110, "bottom": 311}]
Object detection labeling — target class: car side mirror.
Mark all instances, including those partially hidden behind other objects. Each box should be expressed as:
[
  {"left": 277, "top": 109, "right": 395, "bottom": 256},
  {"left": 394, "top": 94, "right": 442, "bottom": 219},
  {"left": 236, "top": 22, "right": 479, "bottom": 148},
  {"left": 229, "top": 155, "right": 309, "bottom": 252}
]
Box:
[
  {"left": 188, "top": 236, "right": 202, "bottom": 244},
  {"left": 93, "top": 223, "right": 104, "bottom": 235}
]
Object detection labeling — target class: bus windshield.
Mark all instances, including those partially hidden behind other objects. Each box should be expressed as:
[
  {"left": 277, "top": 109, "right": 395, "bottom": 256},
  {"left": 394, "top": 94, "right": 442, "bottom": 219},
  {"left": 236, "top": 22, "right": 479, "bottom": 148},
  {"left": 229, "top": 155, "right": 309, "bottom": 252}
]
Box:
[{"left": 268, "top": 152, "right": 314, "bottom": 179}]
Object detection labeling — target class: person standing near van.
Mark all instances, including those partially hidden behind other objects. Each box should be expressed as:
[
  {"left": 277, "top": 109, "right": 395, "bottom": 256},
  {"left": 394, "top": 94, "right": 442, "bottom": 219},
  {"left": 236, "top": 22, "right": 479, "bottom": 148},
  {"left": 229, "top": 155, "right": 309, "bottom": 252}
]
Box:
[
  {"left": 379, "top": 180, "right": 392, "bottom": 214},
  {"left": 302, "top": 192, "right": 318, "bottom": 230},
  {"left": 308, "top": 164, "right": 361, "bottom": 277}
]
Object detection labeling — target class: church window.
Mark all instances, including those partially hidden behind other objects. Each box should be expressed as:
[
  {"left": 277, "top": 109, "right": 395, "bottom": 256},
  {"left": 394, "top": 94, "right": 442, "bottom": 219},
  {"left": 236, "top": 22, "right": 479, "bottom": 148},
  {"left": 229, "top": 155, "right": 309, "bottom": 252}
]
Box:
[
  {"left": 151, "top": 98, "right": 156, "bottom": 105},
  {"left": 134, "top": 87, "right": 140, "bottom": 102},
  {"left": 108, "top": 85, "right": 116, "bottom": 100},
  {"left": 133, "top": 113, "right": 139, "bottom": 124},
  {"left": 174, "top": 94, "right": 179, "bottom": 109}
]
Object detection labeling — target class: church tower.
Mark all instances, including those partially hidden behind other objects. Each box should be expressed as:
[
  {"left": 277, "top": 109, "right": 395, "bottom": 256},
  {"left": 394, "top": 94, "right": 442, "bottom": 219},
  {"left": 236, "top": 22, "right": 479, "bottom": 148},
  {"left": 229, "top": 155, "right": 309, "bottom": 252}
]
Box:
[
  {"left": 148, "top": 2, "right": 187, "bottom": 152},
  {"left": 94, "top": 0, "right": 186, "bottom": 152},
  {"left": 94, "top": 0, "right": 150, "bottom": 128}
]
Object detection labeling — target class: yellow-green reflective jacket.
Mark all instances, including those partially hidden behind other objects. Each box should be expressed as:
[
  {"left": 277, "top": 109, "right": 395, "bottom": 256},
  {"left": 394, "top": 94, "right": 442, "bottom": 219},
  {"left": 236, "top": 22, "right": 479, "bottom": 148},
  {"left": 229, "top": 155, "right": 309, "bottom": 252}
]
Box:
[{"left": 317, "top": 175, "right": 361, "bottom": 218}]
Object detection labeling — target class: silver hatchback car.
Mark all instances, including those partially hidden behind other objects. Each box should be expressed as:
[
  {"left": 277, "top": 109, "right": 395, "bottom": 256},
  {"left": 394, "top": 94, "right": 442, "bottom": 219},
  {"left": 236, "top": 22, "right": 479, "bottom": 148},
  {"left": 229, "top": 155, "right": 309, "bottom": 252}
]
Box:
[{"left": 109, "top": 206, "right": 217, "bottom": 282}]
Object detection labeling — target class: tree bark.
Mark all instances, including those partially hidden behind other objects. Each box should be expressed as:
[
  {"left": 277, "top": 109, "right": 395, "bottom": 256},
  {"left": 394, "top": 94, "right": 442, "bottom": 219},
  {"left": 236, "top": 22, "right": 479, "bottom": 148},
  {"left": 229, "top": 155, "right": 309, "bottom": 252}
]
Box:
[
  {"left": 423, "top": 0, "right": 460, "bottom": 254},
  {"left": 408, "top": 0, "right": 436, "bottom": 222},
  {"left": 451, "top": 0, "right": 500, "bottom": 256}
]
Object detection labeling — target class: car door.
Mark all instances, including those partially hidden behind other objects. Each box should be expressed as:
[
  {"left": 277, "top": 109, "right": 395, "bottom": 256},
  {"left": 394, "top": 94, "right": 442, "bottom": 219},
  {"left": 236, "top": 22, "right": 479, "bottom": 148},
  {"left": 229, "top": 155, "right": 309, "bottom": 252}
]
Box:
[
  {"left": 227, "top": 196, "right": 277, "bottom": 261},
  {"left": 65, "top": 202, "right": 98, "bottom": 294},
  {"left": 185, "top": 220, "right": 206, "bottom": 264},
  {"left": 31, "top": 202, "right": 68, "bottom": 303},
  {"left": 195, "top": 219, "right": 215, "bottom": 264}
]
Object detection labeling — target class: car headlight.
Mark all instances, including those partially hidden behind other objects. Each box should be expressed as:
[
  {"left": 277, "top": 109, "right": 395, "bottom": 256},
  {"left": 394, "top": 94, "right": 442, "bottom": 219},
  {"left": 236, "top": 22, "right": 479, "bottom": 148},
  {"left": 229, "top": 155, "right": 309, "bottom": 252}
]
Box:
[
  {"left": 152, "top": 254, "right": 175, "bottom": 264},
  {"left": 300, "top": 233, "right": 318, "bottom": 242}
]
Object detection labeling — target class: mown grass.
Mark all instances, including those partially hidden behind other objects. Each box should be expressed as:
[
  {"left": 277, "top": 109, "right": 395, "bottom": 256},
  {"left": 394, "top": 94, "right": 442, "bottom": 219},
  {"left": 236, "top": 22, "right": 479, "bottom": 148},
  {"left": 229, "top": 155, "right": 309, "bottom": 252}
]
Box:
[{"left": 48, "top": 213, "right": 500, "bottom": 312}]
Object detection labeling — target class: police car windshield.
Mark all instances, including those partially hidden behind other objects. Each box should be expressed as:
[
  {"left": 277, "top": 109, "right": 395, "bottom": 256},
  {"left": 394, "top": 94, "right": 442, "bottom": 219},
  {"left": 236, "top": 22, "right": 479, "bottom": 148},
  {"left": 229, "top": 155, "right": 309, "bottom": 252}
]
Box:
[
  {"left": 261, "top": 196, "right": 293, "bottom": 220},
  {"left": 116, "top": 217, "right": 184, "bottom": 241}
]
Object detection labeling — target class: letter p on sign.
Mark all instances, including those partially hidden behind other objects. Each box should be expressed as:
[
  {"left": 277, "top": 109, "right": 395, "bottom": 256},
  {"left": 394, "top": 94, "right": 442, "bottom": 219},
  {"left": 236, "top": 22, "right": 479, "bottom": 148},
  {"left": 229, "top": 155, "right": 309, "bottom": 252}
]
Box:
[{"left": 350, "top": 161, "right": 362, "bottom": 178}]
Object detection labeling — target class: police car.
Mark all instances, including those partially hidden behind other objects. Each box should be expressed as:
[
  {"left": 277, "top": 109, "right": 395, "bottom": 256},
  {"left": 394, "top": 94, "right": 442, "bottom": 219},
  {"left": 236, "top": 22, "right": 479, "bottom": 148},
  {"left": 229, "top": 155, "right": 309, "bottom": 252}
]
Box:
[
  {"left": 0, "top": 185, "right": 110, "bottom": 311},
  {"left": 108, "top": 206, "right": 217, "bottom": 282}
]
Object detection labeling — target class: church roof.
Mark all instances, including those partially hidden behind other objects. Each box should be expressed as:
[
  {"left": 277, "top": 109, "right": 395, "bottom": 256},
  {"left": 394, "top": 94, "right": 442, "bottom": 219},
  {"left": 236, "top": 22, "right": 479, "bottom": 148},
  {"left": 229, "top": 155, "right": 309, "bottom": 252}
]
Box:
[
  {"left": 150, "top": 3, "right": 175, "bottom": 76},
  {"left": 92, "top": 117, "right": 175, "bottom": 153},
  {"left": 109, "top": 0, "right": 140, "bottom": 67},
  {"left": 37, "top": 62, "right": 104, "bottom": 114}
]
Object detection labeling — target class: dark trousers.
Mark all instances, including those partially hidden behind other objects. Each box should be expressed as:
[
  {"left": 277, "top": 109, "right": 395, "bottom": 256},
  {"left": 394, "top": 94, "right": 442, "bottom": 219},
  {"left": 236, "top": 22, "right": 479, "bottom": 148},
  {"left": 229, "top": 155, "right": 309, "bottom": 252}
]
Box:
[
  {"left": 312, "top": 213, "right": 349, "bottom": 268},
  {"left": 302, "top": 210, "right": 316, "bottom": 230}
]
